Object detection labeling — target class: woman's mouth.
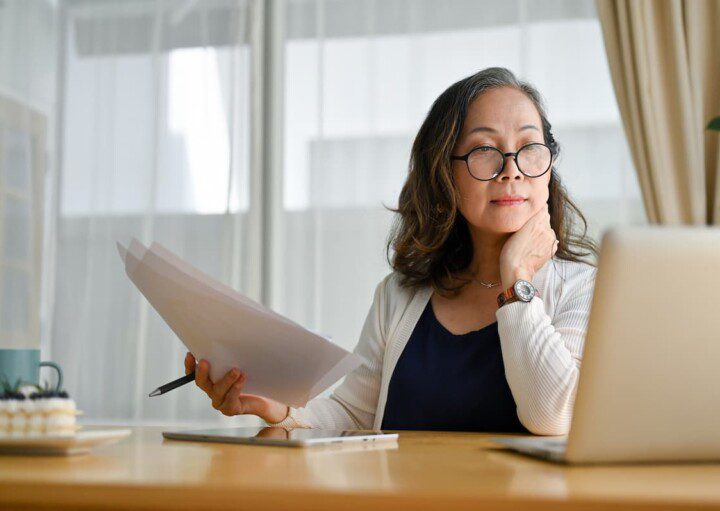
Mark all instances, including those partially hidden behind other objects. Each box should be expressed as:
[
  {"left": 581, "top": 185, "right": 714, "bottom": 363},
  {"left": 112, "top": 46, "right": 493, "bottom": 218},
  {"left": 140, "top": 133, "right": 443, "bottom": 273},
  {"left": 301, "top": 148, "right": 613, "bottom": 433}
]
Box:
[{"left": 490, "top": 199, "right": 527, "bottom": 206}]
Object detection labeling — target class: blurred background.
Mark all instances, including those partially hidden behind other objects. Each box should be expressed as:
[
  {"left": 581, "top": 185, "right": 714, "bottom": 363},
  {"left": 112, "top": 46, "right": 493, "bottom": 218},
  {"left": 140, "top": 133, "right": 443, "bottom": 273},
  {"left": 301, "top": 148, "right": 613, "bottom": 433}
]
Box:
[{"left": 0, "top": 0, "right": 649, "bottom": 426}]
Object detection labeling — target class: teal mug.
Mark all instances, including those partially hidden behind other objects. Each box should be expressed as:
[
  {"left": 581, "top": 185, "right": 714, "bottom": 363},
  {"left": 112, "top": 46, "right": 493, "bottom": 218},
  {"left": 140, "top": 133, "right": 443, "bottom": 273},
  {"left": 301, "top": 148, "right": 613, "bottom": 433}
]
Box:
[{"left": 0, "top": 349, "right": 63, "bottom": 392}]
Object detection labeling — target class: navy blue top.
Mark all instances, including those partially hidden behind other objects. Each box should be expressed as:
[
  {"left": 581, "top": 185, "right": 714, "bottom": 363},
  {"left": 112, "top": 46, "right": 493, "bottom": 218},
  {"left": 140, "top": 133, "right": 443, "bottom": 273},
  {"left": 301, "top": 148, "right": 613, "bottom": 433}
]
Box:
[{"left": 381, "top": 300, "right": 528, "bottom": 433}]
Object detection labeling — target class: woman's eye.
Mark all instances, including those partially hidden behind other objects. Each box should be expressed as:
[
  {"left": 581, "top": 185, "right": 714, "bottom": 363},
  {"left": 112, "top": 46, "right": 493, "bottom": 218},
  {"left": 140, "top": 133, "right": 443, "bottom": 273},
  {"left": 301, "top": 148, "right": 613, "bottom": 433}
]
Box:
[{"left": 523, "top": 141, "right": 544, "bottom": 149}]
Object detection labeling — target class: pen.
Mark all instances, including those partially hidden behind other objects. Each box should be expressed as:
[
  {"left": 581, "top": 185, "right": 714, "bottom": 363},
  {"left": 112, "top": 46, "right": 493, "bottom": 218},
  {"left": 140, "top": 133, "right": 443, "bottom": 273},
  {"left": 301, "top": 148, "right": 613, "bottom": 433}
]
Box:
[{"left": 149, "top": 372, "right": 195, "bottom": 397}]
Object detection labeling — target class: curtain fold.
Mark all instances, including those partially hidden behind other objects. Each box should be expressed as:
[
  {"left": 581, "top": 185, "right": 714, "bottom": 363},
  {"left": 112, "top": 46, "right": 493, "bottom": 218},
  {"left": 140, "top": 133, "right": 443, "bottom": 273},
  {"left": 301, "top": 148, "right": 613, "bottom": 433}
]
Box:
[
  {"left": 37, "top": 0, "right": 643, "bottom": 425},
  {"left": 51, "top": 0, "right": 258, "bottom": 425},
  {"left": 0, "top": 1, "right": 57, "bottom": 352},
  {"left": 596, "top": 0, "right": 720, "bottom": 224}
]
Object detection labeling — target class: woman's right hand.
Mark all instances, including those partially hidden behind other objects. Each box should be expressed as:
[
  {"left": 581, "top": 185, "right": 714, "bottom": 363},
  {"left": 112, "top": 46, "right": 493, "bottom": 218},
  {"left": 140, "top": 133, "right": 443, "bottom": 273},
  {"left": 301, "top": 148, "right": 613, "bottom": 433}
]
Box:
[{"left": 185, "top": 352, "right": 290, "bottom": 424}]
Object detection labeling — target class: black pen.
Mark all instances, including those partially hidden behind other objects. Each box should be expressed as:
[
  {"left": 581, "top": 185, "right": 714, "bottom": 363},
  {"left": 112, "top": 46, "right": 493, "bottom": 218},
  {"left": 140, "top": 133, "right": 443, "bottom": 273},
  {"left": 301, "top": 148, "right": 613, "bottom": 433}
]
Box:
[{"left": 149, "top": 372, "right": 195, "bottom": 397}]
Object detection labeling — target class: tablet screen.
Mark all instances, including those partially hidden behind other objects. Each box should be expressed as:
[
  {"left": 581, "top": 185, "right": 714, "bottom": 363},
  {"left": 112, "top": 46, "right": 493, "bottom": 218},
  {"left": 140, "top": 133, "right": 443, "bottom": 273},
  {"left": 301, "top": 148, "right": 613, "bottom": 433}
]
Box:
[{"left": 163, "top": 427, "right": 397, "bottom": 446}]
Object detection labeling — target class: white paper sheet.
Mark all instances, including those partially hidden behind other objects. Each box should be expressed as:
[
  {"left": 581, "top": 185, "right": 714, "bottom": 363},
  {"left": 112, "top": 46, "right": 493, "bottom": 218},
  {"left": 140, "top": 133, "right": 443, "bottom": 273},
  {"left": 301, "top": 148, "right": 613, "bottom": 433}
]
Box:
[{"left": 117, "top": 239, "right": 363, "bottom": 407}]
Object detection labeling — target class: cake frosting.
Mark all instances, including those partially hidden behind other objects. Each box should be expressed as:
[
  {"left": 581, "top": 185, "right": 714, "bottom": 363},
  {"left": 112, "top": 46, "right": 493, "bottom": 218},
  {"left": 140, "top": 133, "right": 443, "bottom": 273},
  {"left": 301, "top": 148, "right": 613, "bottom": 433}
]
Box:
[{"left": 0, "top": 387, "right": 81, "bottom": 436}]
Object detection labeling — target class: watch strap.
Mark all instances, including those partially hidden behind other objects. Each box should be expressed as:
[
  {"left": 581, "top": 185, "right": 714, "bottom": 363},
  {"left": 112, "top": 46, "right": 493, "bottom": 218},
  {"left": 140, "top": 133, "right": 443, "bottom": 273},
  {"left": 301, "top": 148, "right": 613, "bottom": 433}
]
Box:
[
  {"left": 498, "top": 294, "right": 538, "bottom": 308},
  {"left": 497, "top": 282, "right": 540, "bottom": 308}
]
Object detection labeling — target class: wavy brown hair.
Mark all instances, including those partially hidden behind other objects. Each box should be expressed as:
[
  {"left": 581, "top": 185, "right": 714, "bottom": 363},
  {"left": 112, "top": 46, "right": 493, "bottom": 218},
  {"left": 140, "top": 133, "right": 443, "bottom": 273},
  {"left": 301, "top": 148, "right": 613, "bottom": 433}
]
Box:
[{"left": 386, "top": 67, "right": 599, "bottom": 296}]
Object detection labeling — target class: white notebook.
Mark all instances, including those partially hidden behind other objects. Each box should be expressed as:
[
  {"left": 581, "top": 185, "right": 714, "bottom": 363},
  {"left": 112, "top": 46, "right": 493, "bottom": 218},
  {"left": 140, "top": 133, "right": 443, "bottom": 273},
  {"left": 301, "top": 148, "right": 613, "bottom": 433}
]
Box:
[{"left": 117, "top": 239, "right": 363, "bottom": 407}]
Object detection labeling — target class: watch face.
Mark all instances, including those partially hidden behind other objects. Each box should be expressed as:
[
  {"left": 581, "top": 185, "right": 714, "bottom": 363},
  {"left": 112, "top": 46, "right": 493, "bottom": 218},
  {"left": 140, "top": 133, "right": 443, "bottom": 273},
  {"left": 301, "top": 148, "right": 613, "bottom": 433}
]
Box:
[{"left": 514, "top": 279, "right": 535, "bottom": 301}]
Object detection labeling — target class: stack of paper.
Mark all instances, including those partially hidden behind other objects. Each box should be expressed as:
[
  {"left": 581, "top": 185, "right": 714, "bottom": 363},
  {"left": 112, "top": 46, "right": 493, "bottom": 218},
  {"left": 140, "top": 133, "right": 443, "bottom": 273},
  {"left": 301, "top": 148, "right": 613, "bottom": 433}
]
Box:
[{"left": 117, "top": 239, "right": 363, "bottom": 407}]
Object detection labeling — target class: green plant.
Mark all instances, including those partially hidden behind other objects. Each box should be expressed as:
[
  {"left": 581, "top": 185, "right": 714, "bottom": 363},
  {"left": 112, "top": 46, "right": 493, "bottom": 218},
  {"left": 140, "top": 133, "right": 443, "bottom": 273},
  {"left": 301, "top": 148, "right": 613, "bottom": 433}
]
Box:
[
  {"left": 28, "top": 379, "right": 68, "bottom": 399},
  {"left": 0, "top": 375, "right": 25, "bottom": 399},
  {"left": 708, "top": 116, "right": 720, "bottom": 131}
]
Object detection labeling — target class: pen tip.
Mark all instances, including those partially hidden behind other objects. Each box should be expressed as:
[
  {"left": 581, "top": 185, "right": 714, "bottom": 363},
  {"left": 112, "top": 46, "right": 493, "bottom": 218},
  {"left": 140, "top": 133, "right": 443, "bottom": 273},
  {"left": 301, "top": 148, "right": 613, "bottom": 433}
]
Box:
[{"left": 148, "top": 389, "right": 161, "bottom": 397}]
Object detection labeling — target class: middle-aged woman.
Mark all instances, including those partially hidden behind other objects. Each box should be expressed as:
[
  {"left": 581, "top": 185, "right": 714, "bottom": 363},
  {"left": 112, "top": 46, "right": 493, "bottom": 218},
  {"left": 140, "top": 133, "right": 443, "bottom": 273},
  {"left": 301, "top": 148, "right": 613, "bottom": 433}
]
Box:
[{"left": 185, "top": 67, "right": 600, "bottom": 436}]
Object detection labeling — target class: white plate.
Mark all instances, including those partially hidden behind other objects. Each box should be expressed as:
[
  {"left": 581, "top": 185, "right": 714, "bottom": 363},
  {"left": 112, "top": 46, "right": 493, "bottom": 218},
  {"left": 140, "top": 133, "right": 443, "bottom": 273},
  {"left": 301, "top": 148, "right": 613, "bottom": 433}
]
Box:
[{"left": 0, "top": 429, "right": 132, "bottom": 456}]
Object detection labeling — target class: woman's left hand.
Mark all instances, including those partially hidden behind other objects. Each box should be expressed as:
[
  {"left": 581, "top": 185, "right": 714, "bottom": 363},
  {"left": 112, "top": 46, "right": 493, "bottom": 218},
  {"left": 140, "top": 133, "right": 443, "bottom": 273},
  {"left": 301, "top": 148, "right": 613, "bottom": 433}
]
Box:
[{"left": 499, "top": 203, "right": 558, "bottom": 290}]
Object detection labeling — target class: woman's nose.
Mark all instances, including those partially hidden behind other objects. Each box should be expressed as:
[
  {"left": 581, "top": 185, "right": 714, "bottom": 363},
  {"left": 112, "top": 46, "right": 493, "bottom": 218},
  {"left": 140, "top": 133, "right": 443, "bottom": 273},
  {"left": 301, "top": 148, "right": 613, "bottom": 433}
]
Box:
[{"left": 495, "top": 155, "right": 524, "bottom": 181}]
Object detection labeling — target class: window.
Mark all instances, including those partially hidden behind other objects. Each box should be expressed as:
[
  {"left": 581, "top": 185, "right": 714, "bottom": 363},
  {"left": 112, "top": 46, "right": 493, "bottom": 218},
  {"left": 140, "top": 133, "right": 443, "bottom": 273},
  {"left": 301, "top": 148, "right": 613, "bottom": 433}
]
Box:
[
  {"left": 278, "top": 0, "right": 644, "bottom": 364},
  {"left": 0, "top": 98, "right": 46, "bottom": 350},
  {"left": 30, "top": 0, "right": 645, "bottom": 423}
]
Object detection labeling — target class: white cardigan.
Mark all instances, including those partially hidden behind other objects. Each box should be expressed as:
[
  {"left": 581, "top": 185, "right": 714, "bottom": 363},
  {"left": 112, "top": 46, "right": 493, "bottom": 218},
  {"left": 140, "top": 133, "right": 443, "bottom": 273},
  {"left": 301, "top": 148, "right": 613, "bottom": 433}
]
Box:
[{"left": 267, "top": 257, "right": 598, "bottom": 435}]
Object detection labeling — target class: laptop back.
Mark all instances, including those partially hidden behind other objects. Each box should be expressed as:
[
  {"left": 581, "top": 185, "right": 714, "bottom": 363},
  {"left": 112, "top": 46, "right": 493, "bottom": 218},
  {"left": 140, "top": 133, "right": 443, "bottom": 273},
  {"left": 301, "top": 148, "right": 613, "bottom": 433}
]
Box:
[{"left": 566, "top": 226, "right": 720, "bottom": 464}]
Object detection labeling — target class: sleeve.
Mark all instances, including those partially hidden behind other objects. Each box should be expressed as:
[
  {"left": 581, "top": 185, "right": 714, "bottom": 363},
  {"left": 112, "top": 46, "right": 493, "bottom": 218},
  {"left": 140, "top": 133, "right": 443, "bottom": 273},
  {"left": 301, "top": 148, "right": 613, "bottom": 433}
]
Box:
[
  {"left": 265, "top": 274, "right": 390, "bottom": 430},
  {"left": 495, "top": 262, "right": 597, "bottom": 436}
]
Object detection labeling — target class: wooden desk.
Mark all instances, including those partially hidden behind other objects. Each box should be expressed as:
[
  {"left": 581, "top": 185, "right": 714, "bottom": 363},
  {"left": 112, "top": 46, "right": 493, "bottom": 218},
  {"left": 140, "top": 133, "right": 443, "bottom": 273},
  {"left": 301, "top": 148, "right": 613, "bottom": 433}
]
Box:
[{"left": 1, "top": 426, "right": 720, "bottom": 510}]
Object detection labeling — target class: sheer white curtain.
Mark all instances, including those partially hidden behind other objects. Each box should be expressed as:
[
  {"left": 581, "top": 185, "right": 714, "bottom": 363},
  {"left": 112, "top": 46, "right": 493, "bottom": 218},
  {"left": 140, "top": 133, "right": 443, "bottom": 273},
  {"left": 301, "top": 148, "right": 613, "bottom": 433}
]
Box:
[
  {"left": 50, "top": 0, "right": 262, "bottom": 425},
  {"left": 0, "top": 1, "right": 57, "bottom": 353},
  {"left": 275, "top": 0, "right": 646, "bottom": 371},
  {"left": 35, "top": 0, "right": 645, "bottom": 425}
]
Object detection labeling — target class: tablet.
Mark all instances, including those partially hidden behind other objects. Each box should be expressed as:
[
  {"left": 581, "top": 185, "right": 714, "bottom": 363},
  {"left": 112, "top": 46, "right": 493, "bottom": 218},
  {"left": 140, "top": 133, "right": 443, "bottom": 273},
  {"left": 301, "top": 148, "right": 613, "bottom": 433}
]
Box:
[{"left": 162, "top": 427, "right": 399, "bottom": 447}]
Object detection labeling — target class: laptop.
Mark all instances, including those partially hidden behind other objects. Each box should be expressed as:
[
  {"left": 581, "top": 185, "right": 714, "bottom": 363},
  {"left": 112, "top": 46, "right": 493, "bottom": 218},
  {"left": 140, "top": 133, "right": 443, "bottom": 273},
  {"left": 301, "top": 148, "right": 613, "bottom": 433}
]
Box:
[{"left": 491, "top": 226, "right": 720, "bottom": 464}]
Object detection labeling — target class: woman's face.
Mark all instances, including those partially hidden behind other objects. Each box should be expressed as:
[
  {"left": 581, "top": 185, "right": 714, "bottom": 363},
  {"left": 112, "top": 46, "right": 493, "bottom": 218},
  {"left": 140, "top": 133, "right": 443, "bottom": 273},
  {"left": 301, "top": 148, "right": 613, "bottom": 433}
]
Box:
[{"left": 450, "top": 86, "right": 552, "bottom": 235}]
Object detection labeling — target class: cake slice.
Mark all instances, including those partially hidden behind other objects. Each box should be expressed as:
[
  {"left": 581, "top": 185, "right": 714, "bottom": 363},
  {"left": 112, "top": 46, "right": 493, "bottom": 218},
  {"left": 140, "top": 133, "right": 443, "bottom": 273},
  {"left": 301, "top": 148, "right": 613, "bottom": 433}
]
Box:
[{"left": 0, "top": 381, "right": 81, "bottom": 436}]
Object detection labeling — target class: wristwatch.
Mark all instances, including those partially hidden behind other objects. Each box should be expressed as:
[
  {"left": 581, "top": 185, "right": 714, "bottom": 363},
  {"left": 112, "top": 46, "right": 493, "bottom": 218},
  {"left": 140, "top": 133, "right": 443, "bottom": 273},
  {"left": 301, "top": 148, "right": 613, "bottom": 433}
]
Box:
[{"left": 497, "top": 279, "right": 540, "bottom": 308}]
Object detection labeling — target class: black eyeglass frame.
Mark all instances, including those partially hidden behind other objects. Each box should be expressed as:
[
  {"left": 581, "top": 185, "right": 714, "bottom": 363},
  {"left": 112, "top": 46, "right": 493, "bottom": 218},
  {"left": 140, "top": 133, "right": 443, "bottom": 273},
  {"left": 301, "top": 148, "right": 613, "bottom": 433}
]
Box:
[{"left": 450, "top": 142, "right": 554, "bottom": 181}]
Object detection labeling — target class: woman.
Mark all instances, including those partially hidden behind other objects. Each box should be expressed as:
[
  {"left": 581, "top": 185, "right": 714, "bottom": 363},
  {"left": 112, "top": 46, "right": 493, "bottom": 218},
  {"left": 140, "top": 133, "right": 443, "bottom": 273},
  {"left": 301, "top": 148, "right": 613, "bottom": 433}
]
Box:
[{"left": 185, "top": 67, "right": 599, "bottom": 435}]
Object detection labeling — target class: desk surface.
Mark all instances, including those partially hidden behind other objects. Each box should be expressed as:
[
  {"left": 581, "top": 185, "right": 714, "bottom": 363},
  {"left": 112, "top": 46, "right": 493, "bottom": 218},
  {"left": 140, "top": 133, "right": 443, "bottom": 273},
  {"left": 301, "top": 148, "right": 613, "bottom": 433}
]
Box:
[{"left": 1, "top": 426, "right": 720, "bottom": 510}]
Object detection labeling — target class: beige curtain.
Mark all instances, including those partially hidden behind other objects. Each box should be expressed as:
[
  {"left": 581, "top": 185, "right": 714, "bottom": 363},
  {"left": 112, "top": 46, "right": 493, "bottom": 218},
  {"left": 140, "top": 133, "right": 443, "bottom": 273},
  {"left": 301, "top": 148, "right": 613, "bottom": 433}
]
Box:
[{"left": 596, "top": 0, "right": 720, "bottom": 224}]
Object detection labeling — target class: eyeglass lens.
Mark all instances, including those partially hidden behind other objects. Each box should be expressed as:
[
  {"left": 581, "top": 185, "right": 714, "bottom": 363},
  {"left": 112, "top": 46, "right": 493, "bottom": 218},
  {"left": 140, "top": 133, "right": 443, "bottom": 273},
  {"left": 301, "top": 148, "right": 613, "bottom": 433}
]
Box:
[{"left": 466, "top": 144, "right": 551, "bottom": 180}]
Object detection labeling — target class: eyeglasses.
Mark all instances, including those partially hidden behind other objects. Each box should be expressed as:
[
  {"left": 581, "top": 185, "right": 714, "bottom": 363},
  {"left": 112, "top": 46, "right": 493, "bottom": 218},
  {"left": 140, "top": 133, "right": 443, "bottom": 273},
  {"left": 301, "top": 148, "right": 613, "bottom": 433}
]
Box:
[{"left": 451, "top": 142, "right": 553, "bottom": 181}]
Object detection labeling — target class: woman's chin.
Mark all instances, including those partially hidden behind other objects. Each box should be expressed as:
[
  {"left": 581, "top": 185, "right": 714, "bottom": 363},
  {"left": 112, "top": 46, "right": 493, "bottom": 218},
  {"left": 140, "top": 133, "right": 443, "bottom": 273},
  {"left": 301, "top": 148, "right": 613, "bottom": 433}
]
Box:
[
  {"left": 486, "top": 219, "right": 527, "bottom": 233},
  {"left": 495, "top": 227, "right": 523, "bottom": 234},
  {"left": 472, "top": 223, "right": 524, "bottom": 235},
  {"left": 465, "top": 213, "right": 530, "bottom": 234}
]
